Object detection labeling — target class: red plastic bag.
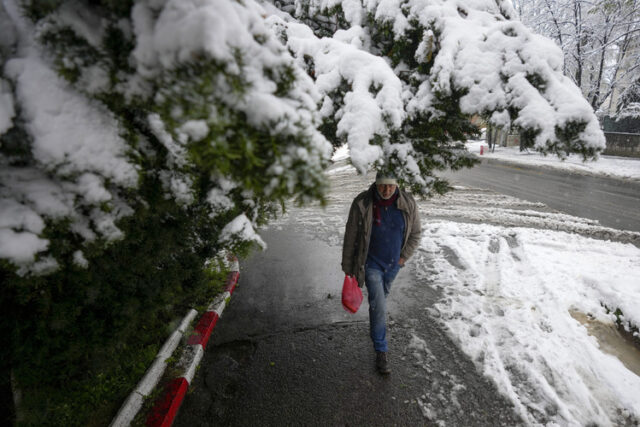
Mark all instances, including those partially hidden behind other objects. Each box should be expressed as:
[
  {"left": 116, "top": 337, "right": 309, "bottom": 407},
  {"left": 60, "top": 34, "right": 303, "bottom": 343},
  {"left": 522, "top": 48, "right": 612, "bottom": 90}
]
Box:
[{"left": 342, "top": 275, "right": 363, "bottom": 314}]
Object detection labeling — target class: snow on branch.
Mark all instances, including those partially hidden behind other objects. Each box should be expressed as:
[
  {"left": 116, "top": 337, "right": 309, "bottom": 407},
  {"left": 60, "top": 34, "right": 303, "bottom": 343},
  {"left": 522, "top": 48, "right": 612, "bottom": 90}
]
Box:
[
  {"left": 266, "top": 13, "right": 405, "bottom": 173},
  {"left": 617, "top": 103, "right": 640, "bottom": 120},
  {"left": 0, "top": 0, "right": 611, "bottom": 273},
  {"left": 0, "top": 0, "right": 331, "bottom": 274},
  {"left": 288, "top": 0, "right": 605, "bottom": 162},
  {"left": 131, "top": 0, "right": 323, "bottom": 135},
  {"left": 1, "top": 1, "right": 138, "bottom": 274},
  {"left": 406, "top": 0, "right": 604, "bottom": 155}
]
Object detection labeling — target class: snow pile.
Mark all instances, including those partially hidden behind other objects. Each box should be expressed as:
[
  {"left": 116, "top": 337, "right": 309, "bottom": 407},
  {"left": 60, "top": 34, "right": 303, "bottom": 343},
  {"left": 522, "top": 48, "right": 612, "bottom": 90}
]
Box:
[
  {"left": 219, "top": 213, "right": 267, "bottom": 250},
  {"left": 419, "top": 221, "right": 640, "bottom": 425},
  {"left": 467, "top": 140, "right": 640, "bottom": 181}
]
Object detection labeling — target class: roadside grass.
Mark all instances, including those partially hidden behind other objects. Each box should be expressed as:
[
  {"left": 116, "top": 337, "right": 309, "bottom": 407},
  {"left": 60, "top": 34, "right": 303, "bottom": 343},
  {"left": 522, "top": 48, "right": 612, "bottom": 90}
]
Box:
[
  {"left": 604, "top": 304, "right": 640, "bottom": 349},
  {"left": 131, "top": 258, "right": 236, "bottom": 426},
  {"left": 130, "top": 337, "right": 188, "bottom": 427},
  {"left": 14, "top": 260, "right": 228, "bottom": 427}
]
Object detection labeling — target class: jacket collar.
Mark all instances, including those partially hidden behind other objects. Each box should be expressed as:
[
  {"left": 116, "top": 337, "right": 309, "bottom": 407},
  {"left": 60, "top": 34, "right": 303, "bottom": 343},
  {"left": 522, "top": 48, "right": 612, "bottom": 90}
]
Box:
[{"left": 363, "top": 183, "right": 410, "bottom": 212}]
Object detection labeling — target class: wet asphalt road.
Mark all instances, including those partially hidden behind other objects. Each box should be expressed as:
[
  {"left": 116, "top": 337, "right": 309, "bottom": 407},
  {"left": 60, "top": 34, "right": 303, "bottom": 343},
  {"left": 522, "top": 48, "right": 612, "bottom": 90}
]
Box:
[
  {"left": 440, "top": 158, "right": 640, "bottom": 232},
  {"left": 174, "top": 228, "right": 523, "bottom": 426}
]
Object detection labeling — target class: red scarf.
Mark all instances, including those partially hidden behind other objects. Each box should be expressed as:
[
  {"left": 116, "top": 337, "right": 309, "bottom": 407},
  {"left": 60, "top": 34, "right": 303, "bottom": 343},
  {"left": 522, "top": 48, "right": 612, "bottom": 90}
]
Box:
[{"left": 373, "top": 189, "right": 399, "bottom": 226}]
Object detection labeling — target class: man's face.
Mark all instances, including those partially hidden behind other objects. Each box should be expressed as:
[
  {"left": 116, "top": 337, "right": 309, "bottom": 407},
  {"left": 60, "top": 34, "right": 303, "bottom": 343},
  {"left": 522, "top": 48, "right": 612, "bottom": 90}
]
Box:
[{"left": 376, "top": 184, "right": 397, "bottom": 200}]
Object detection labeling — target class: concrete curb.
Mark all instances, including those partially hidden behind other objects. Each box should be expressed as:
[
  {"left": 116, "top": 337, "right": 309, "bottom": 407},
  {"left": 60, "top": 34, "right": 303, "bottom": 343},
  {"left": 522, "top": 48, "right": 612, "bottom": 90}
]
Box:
[{"left": 109, "top": 257, "right": 240, "bottom": 427}]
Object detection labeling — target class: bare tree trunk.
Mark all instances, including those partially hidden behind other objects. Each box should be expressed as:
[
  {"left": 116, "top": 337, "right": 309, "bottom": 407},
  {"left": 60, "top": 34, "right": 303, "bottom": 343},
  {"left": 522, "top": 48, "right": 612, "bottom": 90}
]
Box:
[
  {"left": 573, "top": 1, "right": 583, "bottom": 87},
  {"left": 519, "top": 0, "right": 640, "bottom": 114},
  {"left": 603, "top": 27, "right": 632, "bottom": 112},
  {"left": 591, "top": 23, "right": 610, "bottom": 110},
  {"left": 603, "top": 5, "right": 637, "bottom": 113},
  {"left": 543, "top": 0, "right": 567, "bottom": 73}
]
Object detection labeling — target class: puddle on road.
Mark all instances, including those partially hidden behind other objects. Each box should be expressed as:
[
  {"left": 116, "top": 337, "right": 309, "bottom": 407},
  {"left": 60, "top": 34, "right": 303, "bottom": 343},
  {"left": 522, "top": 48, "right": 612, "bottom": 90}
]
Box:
[{"left": 570, "top": 310, "right": 640, "bottom": 377}]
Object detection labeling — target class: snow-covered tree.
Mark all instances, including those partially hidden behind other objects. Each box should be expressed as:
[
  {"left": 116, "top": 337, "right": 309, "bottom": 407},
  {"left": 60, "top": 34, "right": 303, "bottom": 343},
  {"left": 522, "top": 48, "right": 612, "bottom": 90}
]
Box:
[
  {"left": 263, "top": 0, "right": 606, "bottom": 195},
  {"left": 1, "top": 0, "right": 331, "bottom": 275},
  {"left": 513, "top": 0, "right": 640, "bottom": 115},
  {"left": 617, "top": 76, "right": 640, "bottom": 118},
  {"left": 1, "top": 0, "right": 332, "bottom": 419},
  {"left": 0, "top": 0, "right": 608, "bottom": 276},
  {"left": 0, "top": 0, "right": 607, "bottom": 420}
]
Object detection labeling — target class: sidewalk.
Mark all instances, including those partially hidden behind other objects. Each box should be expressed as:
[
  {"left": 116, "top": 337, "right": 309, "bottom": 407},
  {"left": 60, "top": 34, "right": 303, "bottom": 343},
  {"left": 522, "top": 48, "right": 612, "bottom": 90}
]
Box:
[{"left": 466, "top": 140, "right": 640, "bottom": 181}]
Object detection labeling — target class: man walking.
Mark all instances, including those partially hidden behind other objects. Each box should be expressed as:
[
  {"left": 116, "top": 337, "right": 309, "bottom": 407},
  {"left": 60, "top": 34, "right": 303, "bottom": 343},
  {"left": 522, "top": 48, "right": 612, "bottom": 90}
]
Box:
[{"left": 342, "top": 171, "right": 422, "bottom": 374}]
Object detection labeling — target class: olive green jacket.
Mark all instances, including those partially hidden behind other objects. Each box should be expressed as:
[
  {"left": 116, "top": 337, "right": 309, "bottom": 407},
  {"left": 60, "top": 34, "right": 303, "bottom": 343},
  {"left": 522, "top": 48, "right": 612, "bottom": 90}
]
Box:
[{"left": 341, "top": 184, "right": 422, "bottom": 287}]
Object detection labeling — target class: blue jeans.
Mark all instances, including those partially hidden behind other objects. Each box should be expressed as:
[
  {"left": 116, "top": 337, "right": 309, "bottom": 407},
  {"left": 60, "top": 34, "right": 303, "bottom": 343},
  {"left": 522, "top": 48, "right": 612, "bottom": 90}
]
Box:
[{"left": 365, "top": 262, "right": 401, "bottom": 352}]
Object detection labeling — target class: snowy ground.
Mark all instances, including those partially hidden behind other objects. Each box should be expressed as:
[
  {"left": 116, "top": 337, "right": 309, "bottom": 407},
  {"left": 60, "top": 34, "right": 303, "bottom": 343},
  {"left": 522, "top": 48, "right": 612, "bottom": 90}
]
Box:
[
  {"left": 466, "top": 140, "right": 640, "bottom": 181},
  {"left": 417, "top": 222, "right": 640, "bottom": 425},
  {"left": 269, "top": 148, "right": 640, "bottom": 425}
]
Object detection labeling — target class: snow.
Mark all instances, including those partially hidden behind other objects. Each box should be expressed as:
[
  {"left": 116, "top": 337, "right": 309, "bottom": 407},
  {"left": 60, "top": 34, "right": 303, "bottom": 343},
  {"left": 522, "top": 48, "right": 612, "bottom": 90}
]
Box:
[
  {"left": 266, "top": 14, "right": 404, "bottom": 173},
  {"left": 0, "top": 16, "right": 635, "bottom": 426},
  {"left": 514, "top": 0, "right": 640, "bottom": 118},
  {"left": 5, "top": 54, "right": 138, "bottom": 187},
  {"left": 206, "top": 188, "right": 234, "bottom": 213},
  {"left": 73, "top": 250, "right": 89, "bottom": 268},
  {"left": 179, "top": 120, "right": 210, "bottom": 142},
  {"left": 428, "top": 2, "right": 604, "bottom": 152},
  {"left": 0, "top": 228, "right": 49, "bottom": 264},
  {"left": 618, "top": 103, "right": 640, "bottom": 120},
  {"left": 331, "top": 143, "right": 351, "bottom": 162},
  {"left": 156, "top": 170, "right": 195, "bottom": 206},
  {"left": 51, "top": 2, "right": 106, "bottom": 48},
  {"left": 219, "top": 213, "right": 267, "bottom": 249},
  {"left": 1, "top": 0, "right": 618, "bottom": 275},
  {"left": 409, "top": 167, "right": 640, "bottom": 425},
  {"left": 466, "top": 140, "right": 640, "bottom": 181},
  {"left": 0, "top": 1, "right": 147, "bottom": 273},
  {"left": 419, "top": 221, "right": 640, "bottom": 425},
  {"left": 133, "top": 0, "right": 328, "bottom": 140},
  {"left": 148, "top": 113, "right": 188, "bottom": 167}
]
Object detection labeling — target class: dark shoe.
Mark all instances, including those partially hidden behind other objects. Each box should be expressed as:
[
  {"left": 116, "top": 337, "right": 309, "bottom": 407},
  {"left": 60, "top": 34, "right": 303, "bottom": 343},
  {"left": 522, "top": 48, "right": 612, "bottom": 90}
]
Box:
[{"left": 376, "top": 351, "right": 390, "bottom": 375}]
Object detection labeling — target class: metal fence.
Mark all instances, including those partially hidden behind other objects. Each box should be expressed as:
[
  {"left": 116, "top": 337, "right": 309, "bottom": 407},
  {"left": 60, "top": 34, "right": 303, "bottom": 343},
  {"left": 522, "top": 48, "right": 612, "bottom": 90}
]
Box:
[
  {"left": 485, "top": 127, "right": 640, "bottom": 158},
  {"left": 603, "top": 132, "right": 640, "bottom": 158}
]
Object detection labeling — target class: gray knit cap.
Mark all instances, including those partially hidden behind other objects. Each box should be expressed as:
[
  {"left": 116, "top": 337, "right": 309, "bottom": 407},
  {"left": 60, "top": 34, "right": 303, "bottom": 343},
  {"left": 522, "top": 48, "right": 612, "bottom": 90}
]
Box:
[{"left": 375, "top": 171, "right": 398, "bottom": 185}]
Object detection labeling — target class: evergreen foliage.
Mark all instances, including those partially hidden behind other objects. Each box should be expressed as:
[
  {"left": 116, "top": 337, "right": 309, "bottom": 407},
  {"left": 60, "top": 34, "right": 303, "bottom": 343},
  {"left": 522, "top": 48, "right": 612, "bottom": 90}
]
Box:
[
  {"left": 0, "top": 0, "right": 609, "bottom": 423},
  {"left": 1, "top": 0, "right": 328, "bottom": 422},
  {"left": 617, "top": 76, "right": 640, "bottom": 120},
  {"left": 272, "top": 0, "right": 604, "bottom": 195}
]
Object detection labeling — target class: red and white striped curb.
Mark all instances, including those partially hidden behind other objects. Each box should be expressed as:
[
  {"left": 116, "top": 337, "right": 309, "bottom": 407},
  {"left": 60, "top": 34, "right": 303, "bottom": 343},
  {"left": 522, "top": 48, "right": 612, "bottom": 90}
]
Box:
[{"left": 110, "top": 258, "right": 240, "bottom": 427}]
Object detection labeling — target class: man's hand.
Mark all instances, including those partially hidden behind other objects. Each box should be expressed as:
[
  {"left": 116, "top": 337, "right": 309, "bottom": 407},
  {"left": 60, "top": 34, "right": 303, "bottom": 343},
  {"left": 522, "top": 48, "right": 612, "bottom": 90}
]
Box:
[{"left": 398, "top": 257, "right": 405, "bottom": 267}]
